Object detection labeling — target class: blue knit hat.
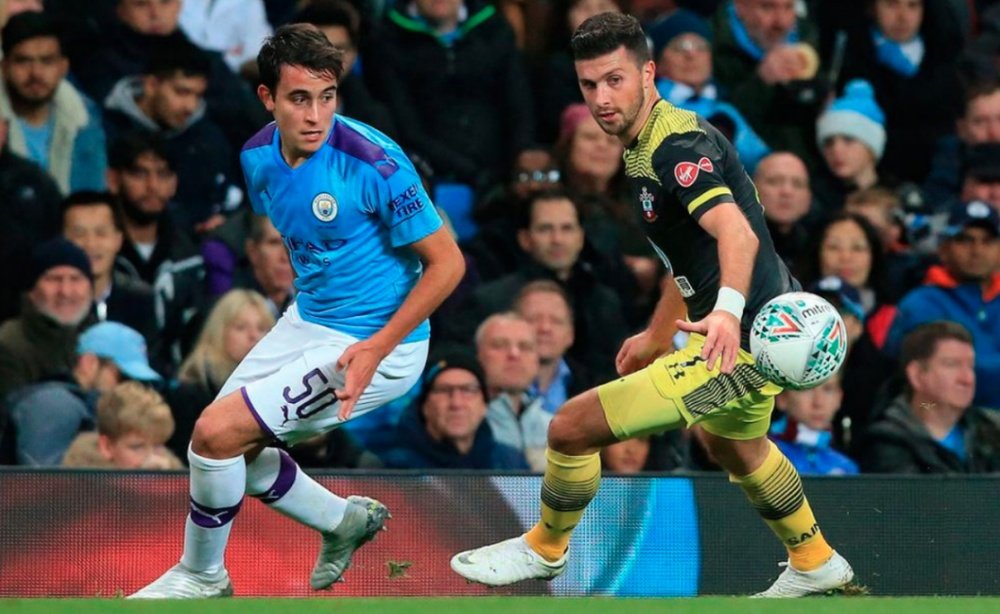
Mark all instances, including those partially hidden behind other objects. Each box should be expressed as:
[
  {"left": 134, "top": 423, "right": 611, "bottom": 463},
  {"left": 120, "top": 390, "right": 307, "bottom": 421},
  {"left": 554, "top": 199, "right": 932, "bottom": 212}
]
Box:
[
  {"left": 816, "top": 80, "right": 886, "bottom": 161},
  {"left": 648, "top": 9, "right": 713, "bottom": 62}
]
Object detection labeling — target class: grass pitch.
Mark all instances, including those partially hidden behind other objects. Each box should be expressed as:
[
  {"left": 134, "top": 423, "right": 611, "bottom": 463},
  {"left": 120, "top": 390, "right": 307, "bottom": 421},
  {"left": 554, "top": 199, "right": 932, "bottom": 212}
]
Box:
[{"left": 1, "top": 597, "right": 997, "bottom": 614}]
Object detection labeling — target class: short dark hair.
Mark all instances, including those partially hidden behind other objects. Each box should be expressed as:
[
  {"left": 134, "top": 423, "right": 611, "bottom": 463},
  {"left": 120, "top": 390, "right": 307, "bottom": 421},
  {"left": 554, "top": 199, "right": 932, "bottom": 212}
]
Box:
[
  {"left": 148, "top": 39, "right": 212, "bottom": 80},
  {"left": 570, "top": 11, "right": 650, "bottom": 64},
  {"left": 962, "top": 80, "right": 1000, "bottom": 116},
  {"left": 1, "top": 11, "right": 63, "bottom": 57},
  {"left": 108, "top": 132, "right": 173, "bottom": 171},
  {"left": 257, "top": 23, "right": 344, "bottom": 92},
  {"left": 248, "top": 214, "right": 274, "bottom": 243},
  {"left": 900, "top": 321, "right": 974, "bottom": 396},
  {"left": 292, "top": 0, "right": 360, "bottom": 48},
  {"left": 62, "top": 191, "right": 126, "bottom": 233},
  {"left": 515, "top": 279, "right": 575, "bottom": 324},
  {"left": 517, "top": 188, "right": 583, "bottom": 230}
]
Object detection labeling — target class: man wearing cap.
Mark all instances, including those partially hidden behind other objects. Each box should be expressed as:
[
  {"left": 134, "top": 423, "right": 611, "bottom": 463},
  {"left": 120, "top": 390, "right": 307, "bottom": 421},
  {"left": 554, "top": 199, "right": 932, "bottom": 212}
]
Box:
[
  {"left": 380, "top": 351, "right": 528, "bottom": 470},
  {"left": 7, "top": 320, "right": 162, "bottom": 465},
  {"left": 0, "top": 237, "right": 97, "bottom": 400},
  {"left": 885, "top": 200, "right": 1000, "bottom": 408},
  {"left": 958, "top": 143, "right": 1000, "bottom": 213}
]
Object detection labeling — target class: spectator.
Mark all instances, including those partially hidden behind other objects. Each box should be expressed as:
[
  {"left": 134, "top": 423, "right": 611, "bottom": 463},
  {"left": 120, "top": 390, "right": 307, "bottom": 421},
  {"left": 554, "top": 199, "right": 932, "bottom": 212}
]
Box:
[
  {"left": 770, "top": 372, "right": 859, "bottom": 476},
  {"left": 103, "top": 40, "right": 239, "bottom": 235},
  {"left": 0, "top": 12, "right": 107, "bottom": 194},
  {"left": 235, "top": 215, "right": 295, "bottom": 318},
  {"left": 165, "top": 289, "right": 273, "bottom": 460},
  {"left": 755, "top": 151, "right": 812, "bottom": 271},
  {"left": 650, "top": 8, "right": 770, "bottom": 172},
  {"left": 514, "top": 280, "right": 594, "bottom": 415},
  {"left": 63, "top": 380, "right": 183, "bottom": 469},
  {"left": 381, "top": 351, "right": 528, "bottom": 469},
  {"left": 837, "top": 0, "right": 963, "bottom": 183},
  {"left": 476, "top": 312, "right": 549, "bottom": 471},
  {"left": 292, "top": 0, "right": 397, "bottom": 138},
  {"left": 107, "top": 132, "right": 206, "bottom": 372},
  {"left": 366, "top": 0, "right": 536, "bottom": 191},
  {"left": 958, "top": 143, "right": 1000, "bottom": 213},
  {"left": 178, "top": 0, "right": 272, "bottom": 76},
  {"left": 7, "top": 321, "right": 161, "bottom": 466},
  {"left": 859, "top": 322, "right": 1000, "bottom": 473},
  {"left": 924, "top": 82, "right": 1000, "bottom": 209},
  {"left": 0, "top": 238, "right": 95, "bottom": 400},
  {"left": 601, "top": 436, "right": 651, "bottom": 474},
  {"left": 811, "top": 80, "right": 888, "bottom": 218},
  {"left": 885, "top": 201, "right": 1000, "bottom": 409},
  {"left": 0, "top": 116, "right": 62, "bottom": 321},
  {"left": 711, "top": 0, "right": 824, "bottom": 165},
  {"left": 61, "top": 190, "right": 158, "bottom": 348}
]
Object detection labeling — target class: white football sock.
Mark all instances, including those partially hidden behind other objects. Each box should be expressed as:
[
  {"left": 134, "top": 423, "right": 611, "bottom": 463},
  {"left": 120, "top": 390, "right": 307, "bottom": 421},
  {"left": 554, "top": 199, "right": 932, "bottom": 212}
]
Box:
[
  {"left": 180, "top": 448, "right": 246, "bottom": 574},
  {"left": 245, "top": 447, "right": 349, "bottom": 533}
]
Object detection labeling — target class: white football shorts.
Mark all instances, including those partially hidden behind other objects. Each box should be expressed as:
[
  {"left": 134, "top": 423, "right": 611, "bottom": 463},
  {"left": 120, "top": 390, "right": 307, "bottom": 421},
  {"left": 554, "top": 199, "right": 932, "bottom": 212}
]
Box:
[{"left": 217, "top": 302, "right": 428, "bottom": 446}]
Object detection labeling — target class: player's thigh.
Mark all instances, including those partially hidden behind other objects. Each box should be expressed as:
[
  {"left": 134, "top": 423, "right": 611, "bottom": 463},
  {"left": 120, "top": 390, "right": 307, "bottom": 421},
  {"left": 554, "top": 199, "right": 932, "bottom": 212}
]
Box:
[
  {"left": 191, "top": 388, "right": 271, "bottom": 458},
  {"left": 547, "top": 389, "right": 619, "bottom": 454}
]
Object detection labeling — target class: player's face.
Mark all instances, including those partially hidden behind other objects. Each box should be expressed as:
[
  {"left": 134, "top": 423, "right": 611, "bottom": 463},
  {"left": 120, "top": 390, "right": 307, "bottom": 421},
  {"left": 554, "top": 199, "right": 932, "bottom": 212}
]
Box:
[
  {"left": 958, "top": 92, "right": 1000, "bottom": 145},
  {"left": 223, "top": 305, "right": 271, "bottom": 363},
  {"left": 477, "top": 319, "right": 540, "bottom": 392},
  {"left": 147, "top": 73, "right": 208, "bottom": 130},
  {"left": 518, "top": 198, "right": 584, "bottom": 278},
  {"left": 940, "top": 227, "right": 999, "bottom": 282},
  {"left": 821, "top": 135, "right": 876, "bottom": 183},
  {"left": 658, "top": 33, "right": 712, "bottom": 88},
  {"left": 99, "top": 432, "right": 163, "bottom": 469},
  {"left": 2, "top": 37, "right": 68, "bottom": 106},
  {"left": 576, "top": 46, "right": 656, "bottom": 141},
  {"left": 422, "top": 368, "right": 487, "bottom": 442},
  {"left": 117, "top": 0, "right": 181, "bottom": 35},
  {"left": 568, "top": 115, "right": 623, "bottom": 184},
  {"left": 601, "top": 437, "right": 650, "bottom": 474},
  {"left": 734, "top": 0, "right": 797, "bottom": 51},
  {"left": 63, "top": 204, "right": 124, "bottom": 280},
  {"left": 517, "top": 291, "right": 574, "bottom": 363},
  {"left": 755, "top": 153, "right": 811, "bottom": 228},
  {"left": 258, "top": 64, "right": 338, "bottom": 166},
  {"left": 820, "top": 219, "right": 873, "bottom": 289},
  {"left": 113, "top": 152, "right": 178, "bottom": 220},
  {"left": 910, "top": 339, "right": 976, "bottom": 410},
  {"left": 29, "top": 265, "right": 93, "bottom": 326},
  {"left": 781, "top": 379, "right": 843, "bottom": 431},
  {"left": 247, "top": 220, "right": 294, "bottom": 295},
  {"left": 875, "top": 0, "right": 923, "bottom": 43}
]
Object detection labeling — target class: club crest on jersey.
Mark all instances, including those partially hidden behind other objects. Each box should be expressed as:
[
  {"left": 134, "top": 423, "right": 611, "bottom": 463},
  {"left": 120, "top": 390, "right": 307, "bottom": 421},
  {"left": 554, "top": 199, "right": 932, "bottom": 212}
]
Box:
[
  {"left": 673, "top": 156, "right": 714, "bottom": 188},
  {"left": 311, "top": 193, "right": 338, "bottom": 222},
  {"left": 639, "top": 187, "right": 657, "bottom": 222}
]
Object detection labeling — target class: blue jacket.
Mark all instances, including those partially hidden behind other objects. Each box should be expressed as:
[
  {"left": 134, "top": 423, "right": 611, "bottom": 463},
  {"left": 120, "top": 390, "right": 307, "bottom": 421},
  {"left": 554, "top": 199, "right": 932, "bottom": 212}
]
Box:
[
  {"left": 773, "top": 439, "right": 859, "bottom": 476},
  {"left": 885, "top": 266, "right": 1000, "bottom": 409}
]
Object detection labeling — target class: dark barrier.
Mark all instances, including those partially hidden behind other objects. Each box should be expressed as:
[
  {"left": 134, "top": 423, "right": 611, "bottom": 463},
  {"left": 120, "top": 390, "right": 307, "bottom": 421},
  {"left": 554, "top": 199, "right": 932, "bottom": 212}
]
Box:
[{"left": 0, "top": 470, "right": 997, "bottom": 597}]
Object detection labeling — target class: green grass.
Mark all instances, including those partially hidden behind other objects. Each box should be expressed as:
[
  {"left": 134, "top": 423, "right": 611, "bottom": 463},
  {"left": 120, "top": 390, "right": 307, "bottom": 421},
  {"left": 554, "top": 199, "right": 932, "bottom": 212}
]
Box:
[{"left": 1, "top": 597, "right": 998, "bottom": 614}]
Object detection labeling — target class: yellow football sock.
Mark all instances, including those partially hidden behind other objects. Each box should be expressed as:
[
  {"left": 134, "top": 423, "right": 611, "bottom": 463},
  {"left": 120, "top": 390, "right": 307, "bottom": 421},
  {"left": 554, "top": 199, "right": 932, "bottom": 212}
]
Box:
[
  {"left": 524, "top": 448, "right": 601, "bottom": 562},
  {"left": 732, "top": 441, "right": 833, "bottom": 571}
]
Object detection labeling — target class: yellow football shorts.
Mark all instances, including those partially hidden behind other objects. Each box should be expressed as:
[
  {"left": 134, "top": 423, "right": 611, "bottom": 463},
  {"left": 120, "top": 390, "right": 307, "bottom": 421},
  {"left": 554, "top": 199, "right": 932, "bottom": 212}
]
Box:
[{"left": 597, "top": 333, "right": 783, "bottom": 441}]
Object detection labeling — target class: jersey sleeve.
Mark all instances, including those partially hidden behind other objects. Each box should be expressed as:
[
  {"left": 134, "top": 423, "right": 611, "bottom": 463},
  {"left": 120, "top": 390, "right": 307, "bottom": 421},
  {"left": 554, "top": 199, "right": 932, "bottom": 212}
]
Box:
[
  {"left": 652, "top": 132, "right": 735, "bottom": 221},
  {"left": 371, "top": 153, "right": 443, "bottom": 247},
  {"left": 239, "top": 152, "right": 267, "bottom": 215}
]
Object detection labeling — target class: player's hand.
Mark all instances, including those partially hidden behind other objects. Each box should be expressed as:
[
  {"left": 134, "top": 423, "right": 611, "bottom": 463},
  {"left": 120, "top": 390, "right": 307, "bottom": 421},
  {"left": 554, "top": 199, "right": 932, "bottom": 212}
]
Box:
[
  {"left": 334, "top": 339, "right": 388, "bottom": 421},
  {"left": 675, "top": 311, "right": 741, "bottom": 374},
  {"left": 615, "top": 329, "right": 672, "bottom": 376}
]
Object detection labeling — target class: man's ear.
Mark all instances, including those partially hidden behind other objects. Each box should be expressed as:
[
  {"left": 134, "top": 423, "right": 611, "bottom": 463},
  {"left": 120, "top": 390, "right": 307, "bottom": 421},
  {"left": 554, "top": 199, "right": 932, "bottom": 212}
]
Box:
[
  {"left": 257, "top": 84, "right": 276, "bottom": 112},
  {"left": 517, "top": 228, "right": 531, "bottom": 253}
]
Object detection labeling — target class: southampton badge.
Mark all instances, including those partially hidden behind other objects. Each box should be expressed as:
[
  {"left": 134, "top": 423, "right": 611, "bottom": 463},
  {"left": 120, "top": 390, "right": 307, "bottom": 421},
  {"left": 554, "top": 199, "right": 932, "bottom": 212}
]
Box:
[
  {"left": 639, "top": 187, "right": 657, "bottom": 222},
  {"left": 311, "top": 193, "right": 338, "bottom": 222}
]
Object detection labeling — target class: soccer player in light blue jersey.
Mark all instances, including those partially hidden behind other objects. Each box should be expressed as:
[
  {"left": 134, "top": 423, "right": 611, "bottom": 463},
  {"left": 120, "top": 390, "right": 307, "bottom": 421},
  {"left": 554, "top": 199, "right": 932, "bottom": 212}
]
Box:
[{"left": 132, "top": 24, "right": 464, "bottom": 599}]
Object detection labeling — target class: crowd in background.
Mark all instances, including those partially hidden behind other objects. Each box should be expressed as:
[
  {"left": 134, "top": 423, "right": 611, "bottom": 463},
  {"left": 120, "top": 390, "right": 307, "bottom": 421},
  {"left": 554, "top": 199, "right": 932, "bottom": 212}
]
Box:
[{"left": 0, "top": 0, "right": 997, "bottom": 476}]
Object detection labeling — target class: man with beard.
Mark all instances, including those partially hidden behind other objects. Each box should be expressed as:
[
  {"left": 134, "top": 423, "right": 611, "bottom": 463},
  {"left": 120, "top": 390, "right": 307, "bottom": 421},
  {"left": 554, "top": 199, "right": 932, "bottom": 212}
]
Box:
[
  {"left": 0, "top": 238, "right": 96, "bottom": 400},
  {"left": 0, "top": 12, "right": 107, "bottom": 194},
  {"left": 107, "top": 131, "right": 205, "bottom": 374}
]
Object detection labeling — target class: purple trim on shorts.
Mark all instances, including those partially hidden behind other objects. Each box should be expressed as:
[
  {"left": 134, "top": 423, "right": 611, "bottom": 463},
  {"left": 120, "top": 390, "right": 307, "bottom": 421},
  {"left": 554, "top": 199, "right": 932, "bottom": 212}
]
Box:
[
  {"left": 242, "top": 122, "right": 277, "bottom": 152},
  {"left": 189, "top": 497, "right": 244, "bottom": 528},
  {"left": 241, "top": 386, "right": 279, "bottom": 443},
  {"left": 251, "top": 449, "right": 298, "bottom": 504}
]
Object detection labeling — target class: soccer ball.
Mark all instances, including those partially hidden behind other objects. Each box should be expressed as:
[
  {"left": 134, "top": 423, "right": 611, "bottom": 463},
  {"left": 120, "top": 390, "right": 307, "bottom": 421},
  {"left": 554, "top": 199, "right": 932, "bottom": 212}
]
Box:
[{"left": 749, "top": 292, "right": 848, "bottom": 390}]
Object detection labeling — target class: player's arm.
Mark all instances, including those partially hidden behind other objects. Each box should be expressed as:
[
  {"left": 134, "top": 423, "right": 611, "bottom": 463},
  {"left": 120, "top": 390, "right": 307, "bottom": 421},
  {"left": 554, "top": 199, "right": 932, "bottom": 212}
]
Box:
[
  {"left": 615, "top": 274, "right": 686, "bottom": 376},
  {"left": 335, "top": 227, "right": 464, "bottom": 419}
]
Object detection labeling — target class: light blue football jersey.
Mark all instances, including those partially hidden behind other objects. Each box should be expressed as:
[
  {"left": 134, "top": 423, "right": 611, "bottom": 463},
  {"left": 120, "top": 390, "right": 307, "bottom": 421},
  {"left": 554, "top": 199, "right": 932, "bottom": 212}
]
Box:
[{"left": 240, "top": 116, "right": 443, "bottom": 343}]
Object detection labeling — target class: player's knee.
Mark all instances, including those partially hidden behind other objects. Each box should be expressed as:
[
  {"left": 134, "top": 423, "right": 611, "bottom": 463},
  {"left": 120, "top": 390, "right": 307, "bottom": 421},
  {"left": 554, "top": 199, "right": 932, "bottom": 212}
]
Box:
[
  {"left": 547, "top": 413, "right": 584, "bottom": 455},
  {"left": 190, "top": 407, "right": 238, "bottom": 459}
]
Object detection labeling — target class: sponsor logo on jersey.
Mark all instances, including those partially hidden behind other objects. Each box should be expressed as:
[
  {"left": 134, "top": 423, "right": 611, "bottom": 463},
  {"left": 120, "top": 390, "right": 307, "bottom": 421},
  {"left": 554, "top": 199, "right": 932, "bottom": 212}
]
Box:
[
  {"left": 674, "top": 275, "right": 695, "bottom": 298},
  {"left": 311, "top": 193, "right": 338, "bottom": 222},
  {"left": 389, "top": 184, "right": 425, "bottom": 221},
  {"left": 639, "top": 186, "right": 657, "bottom": 222},
  {"left": 673, "top": 157, "right": 714, "bottom": 188}
]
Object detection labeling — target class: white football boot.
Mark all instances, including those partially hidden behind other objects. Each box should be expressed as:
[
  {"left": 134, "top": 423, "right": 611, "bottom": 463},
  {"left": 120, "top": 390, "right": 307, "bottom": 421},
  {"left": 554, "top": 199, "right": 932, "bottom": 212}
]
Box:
[
  {"left": 310, "top": 495, "right": 390, "bottom": 590},
  {"left": 128, "top": 564, "right": 233, "bottom": 599},
  {"left": 753, "top": 551, "right": 855, "bottom": 598},
  {"left": 450, "top": 536, "right": 566, "bottom": 586}
]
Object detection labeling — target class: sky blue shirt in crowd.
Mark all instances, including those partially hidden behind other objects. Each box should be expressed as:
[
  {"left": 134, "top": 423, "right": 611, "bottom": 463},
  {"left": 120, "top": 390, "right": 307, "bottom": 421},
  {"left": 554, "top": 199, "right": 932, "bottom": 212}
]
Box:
[
  {"left": 18, "top": 116, "right": 54, "bottom": 170},
  {"left": 240, "top": 115, "right": 442, "bottom": 343}
]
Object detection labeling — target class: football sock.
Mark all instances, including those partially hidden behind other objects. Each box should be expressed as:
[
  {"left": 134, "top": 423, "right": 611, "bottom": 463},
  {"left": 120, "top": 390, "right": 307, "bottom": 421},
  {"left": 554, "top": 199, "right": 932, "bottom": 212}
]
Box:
[
  {"left": 524, "top": 448, "right": 601, "bottom": 562},
  {"left": 246, "top": 447, "right": 349, "bottom": 533},
  {"left": 731, "top": 441, "right": 833, "bottom": 571},
  {"left": 181, "top": 448, "right": 246, "bottom": 574}
]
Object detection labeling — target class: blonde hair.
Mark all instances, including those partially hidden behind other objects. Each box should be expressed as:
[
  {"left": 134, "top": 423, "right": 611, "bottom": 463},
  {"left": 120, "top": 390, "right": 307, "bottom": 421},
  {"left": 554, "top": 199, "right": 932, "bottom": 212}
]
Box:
[
  {"left": 178, "top": 289, "right": 275, "bottom": 388},
  {"left": 97, "top": 381, "right": 174, "bottom": 443}
]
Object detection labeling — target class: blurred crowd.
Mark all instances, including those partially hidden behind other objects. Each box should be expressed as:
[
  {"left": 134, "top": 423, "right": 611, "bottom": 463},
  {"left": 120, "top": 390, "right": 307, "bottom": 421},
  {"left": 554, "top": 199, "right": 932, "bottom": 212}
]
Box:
[{"left": 0, "top": 0, "right": 997, "bottom": 475}]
